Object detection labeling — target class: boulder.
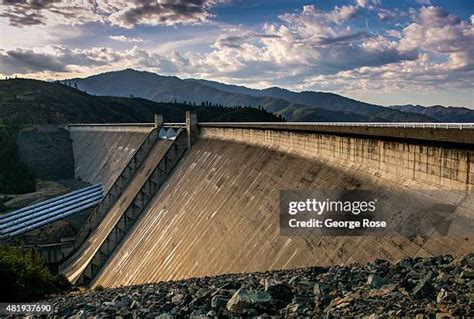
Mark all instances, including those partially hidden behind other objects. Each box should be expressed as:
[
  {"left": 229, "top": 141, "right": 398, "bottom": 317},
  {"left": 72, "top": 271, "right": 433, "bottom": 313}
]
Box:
[{"left": 226, "top": 288, "right": 272, "bottom": 313}]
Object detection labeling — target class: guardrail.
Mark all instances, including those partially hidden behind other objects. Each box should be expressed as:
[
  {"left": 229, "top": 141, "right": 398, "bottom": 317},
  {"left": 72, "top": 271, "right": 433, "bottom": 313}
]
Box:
[
  {"left": 163, "top": 123, "right": 186, "bottom": 128},
  {"left": 68, "top": 123, "right": 155, "bottom": 127},
  {"left": 67, "top": 123, "right": 186, "bottom": 127},
  {"left": 68, "top": 122, "right": 474, "bottom": 129},
  {"left": 198, "top": 122, "right": 474, "bottom": 145},
  {"left": 199, "top": 122, "right": 474, "bottom": 129},
  {"left": 0, "top": 184, "right": 104, "bottom": 239}
]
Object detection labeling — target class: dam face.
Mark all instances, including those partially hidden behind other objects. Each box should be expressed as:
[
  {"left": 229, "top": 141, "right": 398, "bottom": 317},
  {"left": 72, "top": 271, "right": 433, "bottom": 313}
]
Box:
[
  {"left": 69, "top": 125, "right": 153, "bottom": 192},
  {"left": 66, "top": 123, "right": 473, "bottom": 287}
]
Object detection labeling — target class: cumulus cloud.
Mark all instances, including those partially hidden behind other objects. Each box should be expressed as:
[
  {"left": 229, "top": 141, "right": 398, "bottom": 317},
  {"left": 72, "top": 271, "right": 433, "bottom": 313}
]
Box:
[
  {"left": 0, "top": 0, "right": 102, "bottom": 27},
  {"left": 213, "top": 31, "right": 281, "bottom": 49},
  {"left": 0, "top": 47, "right": 67, "bottom": 74},
  {"left": 0, "top": 0, "right": 225, "bottom": 28},
  {"left": 356, "top": 0, "right": 380, "bottom": 9},
  {"left": 185, "top": 4, "right": 473, "bottom": 94},
  {"left": 298, "top": 4, "right": 474, "bottom": 95},
  {"left": 1, "top": 3, "right": 472, "bottom": 103},
  {"left": 376, "top": 8, "right": 407, "bottom": 21},
  {"left": 193, "top": 4, "right": 418, "bottom": 79},
  {"left": 400, "top": 6, "right": 474, "bottom": 70},
  {"left": 0, "top": 45, "right": 129, "bottom": 75},
  {"left": 109, "top": 35, "right": 144, "bottom": 43},
  {"left": 107, "top": 0, "right": 226, "bottom": 29}
]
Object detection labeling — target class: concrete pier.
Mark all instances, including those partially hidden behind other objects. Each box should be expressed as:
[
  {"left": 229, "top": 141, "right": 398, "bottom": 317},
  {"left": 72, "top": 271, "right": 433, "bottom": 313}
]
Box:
[
  {"left": 154, "top": 114, "right": 163, "bottom": 129},
  {"left": 186, "top": 111, "right": 198, "bottom": 148}
]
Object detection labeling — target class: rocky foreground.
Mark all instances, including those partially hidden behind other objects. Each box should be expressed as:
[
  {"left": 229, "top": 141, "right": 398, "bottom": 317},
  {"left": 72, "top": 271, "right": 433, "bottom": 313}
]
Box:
[{"left": 47, "top": 254, "right": 473, "bottom": 318}]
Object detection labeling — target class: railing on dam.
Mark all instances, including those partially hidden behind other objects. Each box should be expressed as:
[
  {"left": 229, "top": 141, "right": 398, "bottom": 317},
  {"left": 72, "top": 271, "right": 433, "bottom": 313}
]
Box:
[
  {"left": 205, "top": 122, "right": 474, "bottom": 129},
  {"left": 198, "top": 122, "right": 474, "bottom": 146},
  {"left": 76, "top": 130, "right": 189, "bottom": 285},
  {"left": 68, "top": 122, "right": 474, "bottom": 129},
  {"left": 67, "top": 123, "right": 186, "bottom": 130},
  {"left": 68, "top": 121, "right": 474, "bottom": 145},
  {"left": 201, "top": 122, "right": 474, "bottom": 129}
]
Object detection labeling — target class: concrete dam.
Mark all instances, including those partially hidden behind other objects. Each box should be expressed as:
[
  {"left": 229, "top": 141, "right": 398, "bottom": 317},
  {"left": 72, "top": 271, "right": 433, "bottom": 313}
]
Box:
[{"left": 57, "top": 115, "right": 473, "bottom": 288}]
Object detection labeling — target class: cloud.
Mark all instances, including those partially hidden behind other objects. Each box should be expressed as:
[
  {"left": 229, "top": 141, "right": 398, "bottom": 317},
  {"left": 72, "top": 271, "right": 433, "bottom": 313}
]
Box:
[
  {"left": 180, "top": 4, "right": 473, "bottom": 95},
  {"left": 297, "top": 3, "right": 474, "bottom": 96},
  {"left": 376, "top": 8, "right": 407, "bottom": 21},
  {"left": 400, "top": 6, "right": 474, "bottom": 70},
  {"left": 213, "top": 31, "right": 281, "bottom": 49},
  {"left": 280, "top": 4, "right": 358, "bottom": 30},
  {"left": 0, "top": 4, "right": 420, "bottom": 81},
  {"left": 0, "top": 45, "right": 127, "bottom": 75},
  {"left": 314, "top": 31, "right": 369, "bottom": 45},
  {"left": 1, "top": 3, "right": 472, "bottom": 105},
  {"left": 0, "top": 0, "right": 101, "bottom": 27},
  {"left": 356, "top": 0, "right": 381, "bottom": 9},
  {"left": 109, "top": 35, "right": 144, "bottom": 43},
  {"left": 0, "top": 0, "right": 225, "bottom": 28},
  {"left": 415, "top": 0, "right": 432, "bottom": 5},
  {"left": 0, "top": 47, "right": 67, "bottom": 74},
  {"left": 415, "top": 5, "right": 461, "bottom": 27},
  {"left": 107, "top": 0, "right": 226, "bottom": 29}
]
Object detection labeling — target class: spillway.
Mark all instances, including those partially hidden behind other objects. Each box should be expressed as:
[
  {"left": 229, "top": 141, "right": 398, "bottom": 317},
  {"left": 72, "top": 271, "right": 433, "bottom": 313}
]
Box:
[
  {"left": 63, "top": 121, "right": 473, "bottom": 288},
  {"left": 62, "top": 138, "right": 174, "bottom": 283}
]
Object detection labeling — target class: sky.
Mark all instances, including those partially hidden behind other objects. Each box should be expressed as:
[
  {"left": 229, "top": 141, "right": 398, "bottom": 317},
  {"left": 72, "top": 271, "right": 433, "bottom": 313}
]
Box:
[{"left": 0, "top": 0, "right": 473, "bottom": 108}]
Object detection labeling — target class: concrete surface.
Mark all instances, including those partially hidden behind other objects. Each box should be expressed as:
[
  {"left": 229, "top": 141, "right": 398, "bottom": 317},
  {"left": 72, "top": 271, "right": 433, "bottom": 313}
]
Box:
[
  {"left": 91, "top": 127, "right": 473, "bottom": 287},
  {"left": 62, "top": 139, "right": 174, "bottom": 284},
  {"left": 199, "top": 123, "right": 474, "bottom": 146},
  {"left": 69, "top": 127, "right": 151, "bottom": 192}
]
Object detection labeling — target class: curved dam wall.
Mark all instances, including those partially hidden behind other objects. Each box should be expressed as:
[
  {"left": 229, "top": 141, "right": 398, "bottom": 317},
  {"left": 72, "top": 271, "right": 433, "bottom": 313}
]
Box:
[
  {"left": 199, "top": 126, "right": 473, "bottom": 191},
  {"left": 91, "top": 125, "right": 473, "bottom": 287},
  {"left": 69, "top": 125, "right": 153, "bottom": 192}
]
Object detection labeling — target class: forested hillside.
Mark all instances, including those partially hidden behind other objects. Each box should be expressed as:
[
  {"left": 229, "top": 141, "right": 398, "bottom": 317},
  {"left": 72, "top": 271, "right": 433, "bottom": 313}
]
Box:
[{"left": 0, "top": 79, "right": 282, "bottom": 125}]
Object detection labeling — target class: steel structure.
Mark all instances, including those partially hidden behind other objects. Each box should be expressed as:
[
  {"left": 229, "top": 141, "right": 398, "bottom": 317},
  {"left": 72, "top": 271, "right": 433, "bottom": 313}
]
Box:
[{"left": 0, "top": 184, "right": 104, "bottom": 239}]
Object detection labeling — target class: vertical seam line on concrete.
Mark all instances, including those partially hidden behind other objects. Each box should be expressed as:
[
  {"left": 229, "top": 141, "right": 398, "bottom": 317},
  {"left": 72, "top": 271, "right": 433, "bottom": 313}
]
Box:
[{"left": 467, "top": 151, "right": 471, "bottom": 194}]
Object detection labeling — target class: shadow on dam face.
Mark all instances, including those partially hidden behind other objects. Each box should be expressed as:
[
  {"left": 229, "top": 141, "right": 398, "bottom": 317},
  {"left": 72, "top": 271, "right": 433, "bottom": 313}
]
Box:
[{"left": 85, "top": 132, "right": 473, "bottom": 288}]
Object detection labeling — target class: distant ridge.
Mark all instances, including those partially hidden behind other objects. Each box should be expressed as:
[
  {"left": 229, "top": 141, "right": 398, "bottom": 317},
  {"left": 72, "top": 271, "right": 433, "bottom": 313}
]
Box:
[
  {"left": 0, "top": 79, "right": 281, "bottom": 125},
  {"left": 69, "top": 68, "right": 452, "bottom": 123},
  {"left": 389, "top": 104, "right": 474, "bottom": 123}
]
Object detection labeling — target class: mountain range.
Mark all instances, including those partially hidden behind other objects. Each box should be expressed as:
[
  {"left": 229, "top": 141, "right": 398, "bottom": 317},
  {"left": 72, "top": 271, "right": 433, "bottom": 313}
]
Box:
[
  {"left": 0, "top": 79, "right": 280, "bottom": 125},
  {"left": 69, "top": 69, "right": 474, "bottom": 123}
]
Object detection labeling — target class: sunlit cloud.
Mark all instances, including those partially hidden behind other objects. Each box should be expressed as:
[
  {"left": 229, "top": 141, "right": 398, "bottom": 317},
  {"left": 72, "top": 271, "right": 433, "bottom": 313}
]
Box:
[
  {"left": 0, "top": 0, "right": 226, "bottom": 28},
  {"left": 109, "top": 35, "right": 144, "bottom": 43},
  {"left": 0, "top": 1, "right": 473, "bottom": 107}
]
